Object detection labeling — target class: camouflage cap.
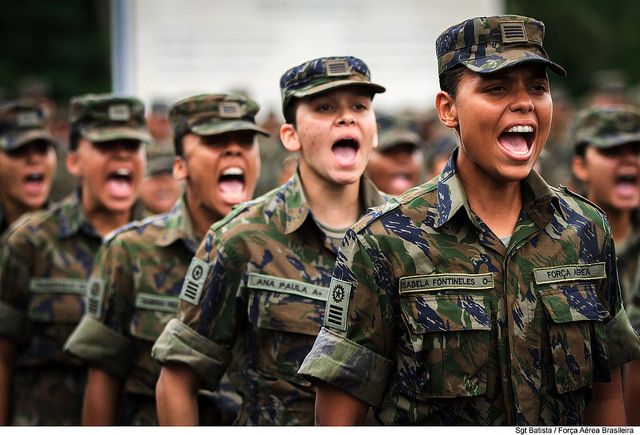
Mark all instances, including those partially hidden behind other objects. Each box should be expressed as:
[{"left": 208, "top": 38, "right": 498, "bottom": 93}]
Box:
[
  {"left": 169, "top": 93, "right": 269, "bottom": 140},
  {"left": 145, "top": 139, "right": 175, "bottom": 176},
  {"left": 572, "top": 105, "right": 640, "bottom": 150},
  {"left": 69, "top": 93, "right": 152, "bottom": 145},
  {"left": 436, "top": 15, "right": 566, "bottom": 77},
  {"left": 376, "top": 115, "right": 423, "bottom": 152},
  {"left": 280, "top": 56, "right": 386, "bottom": 115},
  {"left": 0, "top": 100, "right": 57, "bottom": 151}
]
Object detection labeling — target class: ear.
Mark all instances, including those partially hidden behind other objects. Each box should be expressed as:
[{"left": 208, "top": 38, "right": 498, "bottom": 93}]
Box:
[
  {"left": 280, "top": 123, "right": 301, "bottom": 152},
  {"left": 435, "top": 91, "right": 459, "bottom": 129},
  {"left": 173, "top": 156, "right": 188, "bottom": 181},
  {"left": 66, "top": 152, "right": 82, "bottom": 177},
  {"left": 571, "top": 155, "right": 590, "bottom": 183}
]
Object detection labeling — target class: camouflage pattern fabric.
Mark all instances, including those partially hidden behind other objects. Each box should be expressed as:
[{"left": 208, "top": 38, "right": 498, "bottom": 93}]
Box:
[
  {"left": 152, "top": 172, "right": 386, "bottom": 425},
  {"left": 298, "top": 151, "right": 640, "bottom": 425},
  {"left": 64, "top": 196, "right": 240, "bottom": 425},
  {"left": 0, "top": 193, "right": 137, "bottom": 424},
  {"left": 279, "top": 56, "right": 385, "bottom": 114},
  {"left": 69, "top": 94, "right": 151, "bottom": 145},
  {"left": 571, "top": 105, "right": 640, "bottom": 150},
  {"left": 169, "top": 94, "right": 268, "bottom": 140},
  {"left": 623, "top": 217, "right": 640, "bottom": 330},
  {"left": 436, "top": 15, "right": 566, "bottom": 76}
]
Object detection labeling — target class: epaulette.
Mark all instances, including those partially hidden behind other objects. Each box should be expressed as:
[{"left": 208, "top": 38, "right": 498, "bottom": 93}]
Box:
[
  {"left": 103, "top": 220, "right": 141, "bottom": 244},
  {"left": 351, "top": 197, "right": 401, "bottom": 233},
  {"left": 559, "top": 185, "right": 608, "bottom": 221},
  {"left": 396, "top": 180, "right": 437, "bottom": 205},
  {"left": 209, "top": 201, "right": 252, "bottom": 233}
]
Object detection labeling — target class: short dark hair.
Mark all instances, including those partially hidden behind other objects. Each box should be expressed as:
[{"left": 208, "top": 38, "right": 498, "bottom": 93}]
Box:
[
  {"left": 69, "top": 125, "right": 82, "bottom": 151},
  {"left": 283, "top": 99, "right": 300, "bottom": 127},
  {"left": 173, "top": 132, "right": 185, "bottom": 156},
  {"left": 438, "top": 65, "right": 469, "bottom": 98}
]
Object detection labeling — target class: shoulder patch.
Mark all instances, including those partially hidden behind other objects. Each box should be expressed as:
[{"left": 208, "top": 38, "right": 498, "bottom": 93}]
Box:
[
  {"left": 324, "top": 278, "right": 352, "bottom": 331},
  {"left": 179, "top": 257, "right": 211, "bottom": 305},
  {"left": 86, "top": 276, "right": 106, "bottom": 317}
]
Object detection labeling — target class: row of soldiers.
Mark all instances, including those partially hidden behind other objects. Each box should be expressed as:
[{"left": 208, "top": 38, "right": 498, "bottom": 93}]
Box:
[{"left": 0, "top": 13, "right": 639, "bottom": 426}]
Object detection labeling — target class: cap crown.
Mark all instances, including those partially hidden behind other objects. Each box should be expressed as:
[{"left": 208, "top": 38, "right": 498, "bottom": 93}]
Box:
[
  {"left": 573, "top": 105, "right": 640, "bottom": 149},
  {"left": 0, "top": 100, "right": 49, "bottom": 135},
  {"left": 70, "top": 94, "right": 146, "bottom": 129},
  {"left": 436, "top": 15, "right": 565, "bottom": 76}
]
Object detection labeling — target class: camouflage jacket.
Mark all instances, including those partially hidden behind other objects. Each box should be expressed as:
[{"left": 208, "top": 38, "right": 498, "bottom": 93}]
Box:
[
  {"left": 618, "top": 213, "right": 640, "bottom": 309},
  {"left": 298, "top": 154, "right": 640, "bottom": 425},
  {"left": 64, "top": 195, "right": 198, "bottom": 397},
  {"left": 152, "top": 172, "right": 386, "bottom": 425}
]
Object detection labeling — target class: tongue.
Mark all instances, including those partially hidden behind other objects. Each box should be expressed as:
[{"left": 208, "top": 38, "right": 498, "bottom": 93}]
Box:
[
  {"left": 333, "top": 145, "right": 357, "bottom": 166},
  {"left": 24, "top": 179, "right": 45, "bottom": 196},
  {"left": 219, "top": 179, "right": 245, "bottom": 204},
  {"left": 498, "top": 133, "right": 529, "bottom": 154},
  {"left": 390, "top": 176, "right": 413, "bottom": 194},
  {"left": 106, "top": 178, "right": 132, "bottom": 198},
  {"left": 615, "top": 181, "right": 639, "bottom": 198}
]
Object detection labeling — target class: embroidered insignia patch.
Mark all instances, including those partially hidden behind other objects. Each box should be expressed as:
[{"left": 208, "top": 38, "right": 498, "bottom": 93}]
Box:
[
  {"left": 324, "top": 278, "right": 352, "bottom": 331},
  {"left": 179, "top": 257, "right": 211, "bottom": 305},
  {"left": 85, "top": 277, "right": 105, "bottom": 317}
]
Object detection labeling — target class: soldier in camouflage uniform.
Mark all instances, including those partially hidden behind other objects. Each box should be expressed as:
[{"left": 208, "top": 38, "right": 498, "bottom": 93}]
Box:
[
  {"left": 64, "top": 94, "right": 266, "bottom": 425},
  {"left": 298, "top": 16, "right": 640, "bottom": 425},
  {"left": 365, "top": 114, "right": 424, "bottom": 196},
  {"left": 152, "top": 56, "right": 387, "bottom": 425},
  {"left": 570, "top": 107, "right": 640, "bottom": 423},
  {"left": 0, "top": 100, "right": 58, "bottom": 235},
  {"left": 139, "top": 139, "right": 182, "bottom": 216},
  {"left": 0, "top": 94, "right": 149, "bottom": 425}
]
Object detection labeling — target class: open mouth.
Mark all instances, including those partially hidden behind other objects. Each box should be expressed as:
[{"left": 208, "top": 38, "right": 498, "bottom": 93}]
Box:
[
  {"left": 389, "top": 172, "right": 415, "bottom": 194},
  {"left": 332, "top": 137, "right": 360, "bottom": 167},
  {"left": 106, "top": 168, "right": 134, "bottom": 198},
  {"left": 24, "top": 172, "right": 46, "bottom": 195},
  {"left": 614, "top": 172, "right": 639, "bottom": 197},
  {"left": 218, "top": 166, "right": 246, "bottom": 204},
  {"left": 498, "top": 125, "right": 535, "bottom": 159}
]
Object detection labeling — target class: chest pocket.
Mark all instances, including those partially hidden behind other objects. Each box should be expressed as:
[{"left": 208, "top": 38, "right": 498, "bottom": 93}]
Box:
[
  {"left": 399, "top": 293, "right": 493, "bottom": 399},
  {"left": 538, "top": 282, "right": 609, "bottom": 394},
  {"left": 27, "top": 278, "right": 86, "bottom": 323},
  {"left": 130, "top": 293, "right": 179, "bottom": 342},
  {"left": 246, "top": 273, "right": 327, "bottom": 387}
]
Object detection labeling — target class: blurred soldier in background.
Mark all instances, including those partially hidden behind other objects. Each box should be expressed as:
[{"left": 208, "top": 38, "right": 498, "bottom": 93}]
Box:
[
  {"left": 0, "top": 94, "right": 149, "bottom": 425},
  {"left": 0, "top": 100, "right": 58, "bottom": 234},
  {"left": 64, "top": 93, "right": 265, "bottom": 425},
  {"left": 365, "top": 114, "right": 423, "bottom": 196},
  {"left": 139, "top": 139, "right": 182, "bottom": 215}
]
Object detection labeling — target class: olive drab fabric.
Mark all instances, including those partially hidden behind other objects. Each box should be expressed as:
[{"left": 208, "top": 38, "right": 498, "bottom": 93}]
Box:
[{"left": 299, "top": 151, "right": 640, "bottom": 425}]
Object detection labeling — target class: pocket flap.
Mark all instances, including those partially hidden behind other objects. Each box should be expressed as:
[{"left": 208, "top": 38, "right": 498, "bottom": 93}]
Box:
[
  {"left": 539, "top": 285, "right": 606, "bottom": 324},
  {"left": 247, "top": 288, "right": 324, "bottom": 336},
  {"left": 400, "top": 294, "right": 492, "bottom": 334}
]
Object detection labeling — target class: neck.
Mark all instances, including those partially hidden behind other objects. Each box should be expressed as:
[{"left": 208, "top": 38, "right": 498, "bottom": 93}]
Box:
[
  {"left": 185, "top": 190, "right": 222, "bottom": 240},
  {"left": 81, "top": 190, "right": 133, "bottom": 238},
  {"left": 601, "top": 206, "right": 633, "bottom": 245},
  {"left": 299, "top": 166, "right": 362, "bottom": 229},
  {"left": 1, "top": 198, "right": 33, "bottom": 226},
  {"left": 458, "top": 166, "right": 522, "bottom": 238}
]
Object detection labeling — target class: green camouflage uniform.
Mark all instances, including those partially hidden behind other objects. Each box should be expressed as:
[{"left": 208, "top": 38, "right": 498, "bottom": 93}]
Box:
[
  {"left": 299, "top": 16, "right": 640, "bottom": 425},
  {"left": 299, "top": 151, "right": 640, "bottom": 424},
  {"left": 570, "top": 105, "right": 640, "bottom": 308},
  {"left": 152, "top": 173, "right": 386, "bottom": 425},
  {"left": 64, "top": 197, "right": 239, "bottom": 425},
  {"left": 0, "top": 94, "right": 150, "bottom": 425}
]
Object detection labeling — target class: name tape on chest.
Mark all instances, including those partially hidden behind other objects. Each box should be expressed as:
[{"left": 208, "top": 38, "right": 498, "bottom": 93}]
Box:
[
  {"left": 85, "top": 277, "right": 105, "bottom": 317},
  {"left": 324, "top": 278, "right": 352, "bottom": 331},
  {"left": 135, "top": 293, "right": 180, "bottom": 313},
  {"left": 179, "top": 257, "right": 211, "bottom": 305},
  {"left": 247, "top": 273, "right": 329, "bottom": 301},
  {"left": 399, "top": 273, "right": 494, "bottom": 294},
  {"left": 30, "top": 278, "right": 89, "bottom": 295},
  {"left": 533, "top": 262, "right": 606, "bottom": 285}
]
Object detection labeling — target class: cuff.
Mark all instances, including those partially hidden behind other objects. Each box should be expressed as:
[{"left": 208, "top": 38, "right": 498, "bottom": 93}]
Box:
[
  {"left": 606, "top": 307, "right": 640, "bottom": 368},
  {"left": 151, "top": 318, "right": 232, "bottom": 391},
  {"left": 63, "top": 315, "right": 133, "bottom": 379},
  {"left": 297, "top": 327, "right": 393, "bottom": 407},
  {"left": 0, "top": 300, "right": 28, "bottom": 343}
]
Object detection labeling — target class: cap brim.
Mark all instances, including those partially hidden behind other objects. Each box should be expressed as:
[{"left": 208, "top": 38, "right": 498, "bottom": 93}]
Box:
[
  {"left": 146, "top": 155, "right": 175, "bottom": 175},
  {"left": 291, "top": 79, "right": 386, "bottom": 99},
  {"left": 590, "top": 133, "right": 640, "bottom": 149},
  {"left": 2, "top": 130, "right": 58, "bottom": 151},
  {"left": 190, "top": 120, "right": 270, "bottom": 137},
  {"left": 378, "top": 131, "right": 423, "bottom": 152},
  {"left": 81, "top": 126, "right": 152, "bottom": 144},
  {"left": 463, "top": 51, "right": 567, "bottom": 76}
]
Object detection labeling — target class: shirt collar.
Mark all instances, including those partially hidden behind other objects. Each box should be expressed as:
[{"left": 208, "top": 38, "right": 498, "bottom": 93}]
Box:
[
  {"left": 58, "top": 191, "right": 101, "bottom": 239},
  {"left": 283, "top": 171, "right": 387, "bottom": 235},
  {"left": 154, "top": 195, "right": 199, "bottom": 253},
  {"left": 435, "top": 148, "right": 563, "bottom": 229}
]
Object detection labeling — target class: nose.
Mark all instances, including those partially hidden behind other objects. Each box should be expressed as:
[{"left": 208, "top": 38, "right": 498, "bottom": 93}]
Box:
[
  {"left": 509, "top": 85, "right": 535, "bottom": 113},
  {"left": 336, "top": 104, "right": 356, "bottom": 126},
  {"left": 222, "top": 141, "right": 243, "bottom": 157}
]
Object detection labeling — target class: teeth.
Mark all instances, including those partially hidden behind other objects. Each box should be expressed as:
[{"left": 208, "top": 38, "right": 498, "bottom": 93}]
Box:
[
  {"left": 115, "top": 168, "right": 131, "bottom": 176},
  {"left": 222, "top": 167, "right": 244, "bottom": 176},
  {"left": 506, "top": 125, "right": 533, "bottom": 134}
]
